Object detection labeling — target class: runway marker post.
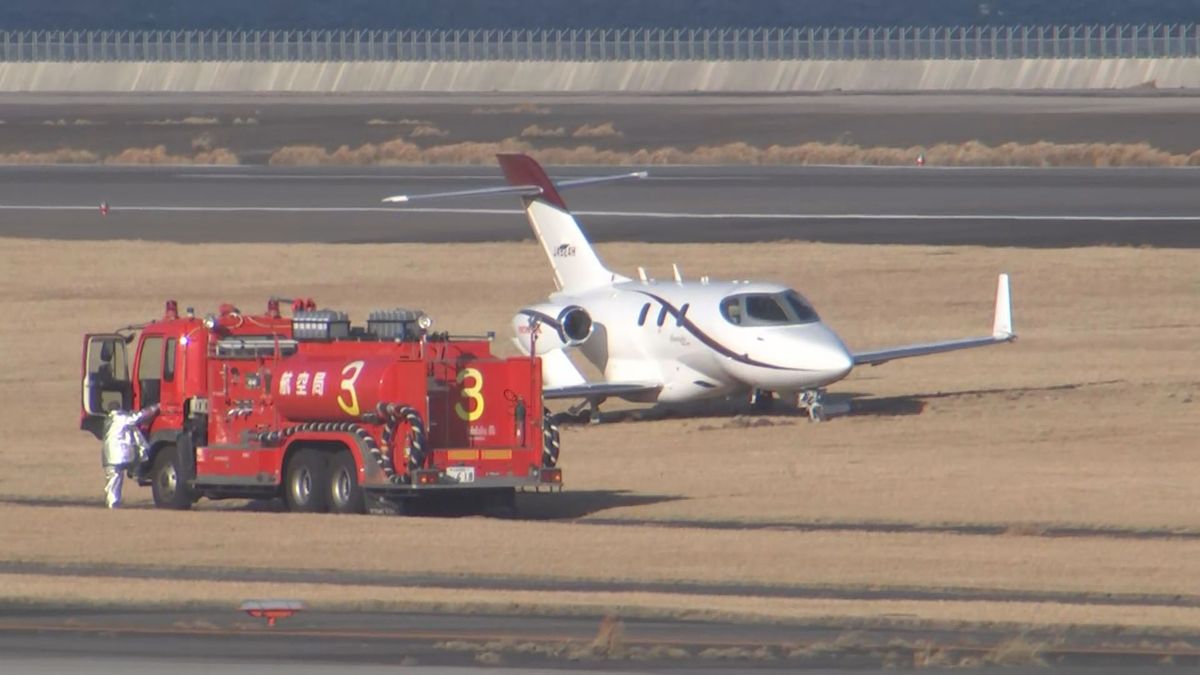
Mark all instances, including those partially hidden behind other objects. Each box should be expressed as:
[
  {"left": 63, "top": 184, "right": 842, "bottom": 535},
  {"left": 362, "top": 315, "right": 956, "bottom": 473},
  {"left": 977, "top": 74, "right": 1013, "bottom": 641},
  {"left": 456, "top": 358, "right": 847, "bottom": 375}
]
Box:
[{"left": 240, "top": 599, "right": 305, "bottom": 627}]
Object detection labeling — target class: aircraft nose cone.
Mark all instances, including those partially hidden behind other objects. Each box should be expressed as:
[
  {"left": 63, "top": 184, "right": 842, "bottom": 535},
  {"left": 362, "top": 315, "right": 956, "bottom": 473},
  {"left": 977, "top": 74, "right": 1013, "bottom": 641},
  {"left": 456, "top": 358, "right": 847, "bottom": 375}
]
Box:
[
  {"left": 813, "top": 343, "right": 853, "bottom": 381},
  {"left": 804, "top": 325, "right": 853, "bottom": 383}
]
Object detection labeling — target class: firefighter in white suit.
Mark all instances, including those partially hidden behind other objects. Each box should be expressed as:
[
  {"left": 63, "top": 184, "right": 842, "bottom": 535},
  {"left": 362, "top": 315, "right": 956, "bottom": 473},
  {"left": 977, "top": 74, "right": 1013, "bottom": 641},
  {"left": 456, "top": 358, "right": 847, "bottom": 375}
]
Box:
[{"left": 101, "top": 403, "right": 159, "bottom": 508}]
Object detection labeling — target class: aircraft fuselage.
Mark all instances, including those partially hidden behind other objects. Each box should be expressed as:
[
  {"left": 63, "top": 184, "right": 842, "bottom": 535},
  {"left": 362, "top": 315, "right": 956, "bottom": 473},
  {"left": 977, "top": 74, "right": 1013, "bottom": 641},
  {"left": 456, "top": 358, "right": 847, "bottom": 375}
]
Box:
[{"left": 555, "top": 278, "right": 854, "bottom": 403}]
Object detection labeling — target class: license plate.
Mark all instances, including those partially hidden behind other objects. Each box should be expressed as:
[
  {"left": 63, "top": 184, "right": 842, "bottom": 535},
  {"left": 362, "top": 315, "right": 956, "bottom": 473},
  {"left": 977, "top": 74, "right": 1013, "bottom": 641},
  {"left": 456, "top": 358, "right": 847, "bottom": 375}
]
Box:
[{"left": 445, "top": 466, "right": 475, "bottom": 483}]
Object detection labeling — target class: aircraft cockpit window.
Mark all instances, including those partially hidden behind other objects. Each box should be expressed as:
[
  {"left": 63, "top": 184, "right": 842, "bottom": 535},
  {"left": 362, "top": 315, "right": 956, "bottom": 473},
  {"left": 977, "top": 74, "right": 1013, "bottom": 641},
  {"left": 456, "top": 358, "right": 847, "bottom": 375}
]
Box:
[
  {"left": 783, "top": 290, "right": 820, "bottom": 323},
  {"left": 745, "top": 295, "right": 789, "bottom": 323},
  {"left": 720, "top": 291, "right": 820, "bottom": 327}
]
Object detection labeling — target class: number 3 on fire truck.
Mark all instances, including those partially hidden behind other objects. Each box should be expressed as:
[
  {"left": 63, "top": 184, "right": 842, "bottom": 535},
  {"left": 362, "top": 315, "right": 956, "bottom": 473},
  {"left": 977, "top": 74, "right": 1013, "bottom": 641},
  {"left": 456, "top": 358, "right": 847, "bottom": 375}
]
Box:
[
  {"left": 336, "top": 360, "right": 365, "bottom": 416},
  {"left": 455, "top": 367, "right": 485, "bottom": 422}
]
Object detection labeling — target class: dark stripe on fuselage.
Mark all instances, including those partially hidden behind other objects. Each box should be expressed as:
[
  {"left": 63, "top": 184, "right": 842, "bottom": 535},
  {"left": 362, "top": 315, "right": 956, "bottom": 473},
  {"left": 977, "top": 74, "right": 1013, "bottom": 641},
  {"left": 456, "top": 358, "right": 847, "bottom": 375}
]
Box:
[{"left": 632, "top": 290, "right": 813, "bottom": 373}]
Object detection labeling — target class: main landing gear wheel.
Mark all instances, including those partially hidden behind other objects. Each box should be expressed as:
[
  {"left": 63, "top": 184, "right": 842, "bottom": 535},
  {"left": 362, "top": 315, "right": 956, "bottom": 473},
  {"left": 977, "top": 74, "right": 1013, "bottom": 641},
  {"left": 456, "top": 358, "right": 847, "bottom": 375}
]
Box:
[
  {"left": 328, "top": 450, "right": 366, "bottom": 515},
  {"left": 284, "top": 449, "right": 330, "bottom": 513},
  {"left": 750, "top": 389, "right": 775, "bottom": 413},
  {"left": 566, "top": 397, "right": 605, "bottom": 424},
  {"left": 150, "top": 443, "right": 194, "bottom": 510}
]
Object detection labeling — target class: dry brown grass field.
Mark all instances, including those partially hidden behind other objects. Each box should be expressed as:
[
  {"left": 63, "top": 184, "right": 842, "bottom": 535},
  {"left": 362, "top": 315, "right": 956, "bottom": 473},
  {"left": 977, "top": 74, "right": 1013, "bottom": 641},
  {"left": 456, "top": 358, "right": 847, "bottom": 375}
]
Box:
[{"left": 1, "top": 237, "right": 1197, "bottom": 627}]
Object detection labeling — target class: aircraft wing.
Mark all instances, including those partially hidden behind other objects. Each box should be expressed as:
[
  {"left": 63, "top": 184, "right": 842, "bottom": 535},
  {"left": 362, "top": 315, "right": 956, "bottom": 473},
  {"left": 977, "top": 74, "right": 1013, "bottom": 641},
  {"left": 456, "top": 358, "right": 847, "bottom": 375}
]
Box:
[
  {"left": 544, "top": 382, "right": 662, "bottom": 400},
  {"left": 852, "top": 274, "right": 1015, "bottom": 367}
]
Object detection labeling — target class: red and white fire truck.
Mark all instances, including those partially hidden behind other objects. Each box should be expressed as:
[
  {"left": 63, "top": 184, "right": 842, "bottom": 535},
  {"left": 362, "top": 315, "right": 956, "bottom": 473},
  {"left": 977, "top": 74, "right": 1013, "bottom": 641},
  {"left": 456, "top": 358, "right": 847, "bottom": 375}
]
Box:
[{"left": 80, "top": 298, "right": 562, "bottom": 514}]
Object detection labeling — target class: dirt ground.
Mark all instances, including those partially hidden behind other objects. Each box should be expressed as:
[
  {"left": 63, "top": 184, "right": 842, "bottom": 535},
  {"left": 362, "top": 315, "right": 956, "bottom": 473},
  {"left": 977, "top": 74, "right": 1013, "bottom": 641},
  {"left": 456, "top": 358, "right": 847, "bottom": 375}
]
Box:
[
  {"left": 3, "top": 93, "right": 1200, "bottom": 163},
  {"left": 1, "top": 237, "right": 1198, "bottom": 626}
]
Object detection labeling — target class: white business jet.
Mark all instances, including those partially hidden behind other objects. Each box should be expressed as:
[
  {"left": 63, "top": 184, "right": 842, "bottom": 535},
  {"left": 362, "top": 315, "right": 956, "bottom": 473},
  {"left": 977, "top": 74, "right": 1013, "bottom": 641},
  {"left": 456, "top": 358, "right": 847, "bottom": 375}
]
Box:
[{"left": 384, "top": 154, "right": 1014, "bottom": 420}]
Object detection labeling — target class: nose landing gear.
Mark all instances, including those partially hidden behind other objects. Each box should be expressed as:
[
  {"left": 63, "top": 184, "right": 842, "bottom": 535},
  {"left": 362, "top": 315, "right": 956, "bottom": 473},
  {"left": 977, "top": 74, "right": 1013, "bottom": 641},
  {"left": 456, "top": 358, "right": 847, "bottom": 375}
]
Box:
[
  {"left": 797, "top": 389, "right": 851, "bottom": 421},
  {"left": 751, "top": 389, "right": 847, "bottom": 421},
  {"left": 799, "top": 389, "right": 827, "bottom": 421}
]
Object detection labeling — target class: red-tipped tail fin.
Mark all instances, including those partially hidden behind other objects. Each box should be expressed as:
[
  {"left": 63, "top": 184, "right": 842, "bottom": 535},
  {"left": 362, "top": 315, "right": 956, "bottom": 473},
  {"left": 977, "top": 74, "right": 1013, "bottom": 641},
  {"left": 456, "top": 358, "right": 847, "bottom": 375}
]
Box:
[
  {"left": 494, "top": 153, "right": 623, "bottom": 292},
  {"left": 497, "top": 153, "right": 568, "bottom": 210}
]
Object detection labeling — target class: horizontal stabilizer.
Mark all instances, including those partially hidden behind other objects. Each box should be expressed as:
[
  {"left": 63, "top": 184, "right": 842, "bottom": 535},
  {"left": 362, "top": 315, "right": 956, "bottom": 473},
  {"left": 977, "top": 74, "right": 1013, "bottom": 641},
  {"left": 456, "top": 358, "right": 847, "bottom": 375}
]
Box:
[
  {"left": 382, "top": 184, "right": 540, "bottom": 203},
  {"left": 381, "top": 168, "right": 647, "bottom": 204},
  {"left": 853, "top": 274, "right": 1015, "bottom": 367},
  {"left": 553, "top": 171, "right": 648, "bottom": 189}
]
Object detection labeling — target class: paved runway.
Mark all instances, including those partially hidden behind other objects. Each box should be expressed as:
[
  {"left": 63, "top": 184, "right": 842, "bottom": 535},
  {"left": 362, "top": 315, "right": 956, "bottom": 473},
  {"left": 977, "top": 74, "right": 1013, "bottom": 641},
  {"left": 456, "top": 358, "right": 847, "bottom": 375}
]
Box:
[
  {"left": 1, "top": 164, "right": 1198, "bottom": 247},
  {"left": 0, "top": 607, "right": 1191, "bottom": 673}
]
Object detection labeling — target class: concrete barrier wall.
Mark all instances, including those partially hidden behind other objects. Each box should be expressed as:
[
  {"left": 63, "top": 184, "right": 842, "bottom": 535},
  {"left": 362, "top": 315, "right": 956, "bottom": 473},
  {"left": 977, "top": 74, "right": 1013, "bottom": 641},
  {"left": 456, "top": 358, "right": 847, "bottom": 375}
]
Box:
[{"left": 0, "top": 58, "right": 1196, "bottom": 93}]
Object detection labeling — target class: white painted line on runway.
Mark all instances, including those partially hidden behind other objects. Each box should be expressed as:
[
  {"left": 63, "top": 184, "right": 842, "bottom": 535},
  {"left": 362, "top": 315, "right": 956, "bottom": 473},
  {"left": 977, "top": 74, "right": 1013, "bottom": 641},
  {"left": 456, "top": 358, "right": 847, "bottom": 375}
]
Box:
[
  {"left": 173, "top": 173, "right": 766, "bottom": 182},
  {"left": 175, "top": 173, "right": 501, "bottom": 181},
  {"left": 1, "top": 204, "right": 1199, "bottom": 222}
]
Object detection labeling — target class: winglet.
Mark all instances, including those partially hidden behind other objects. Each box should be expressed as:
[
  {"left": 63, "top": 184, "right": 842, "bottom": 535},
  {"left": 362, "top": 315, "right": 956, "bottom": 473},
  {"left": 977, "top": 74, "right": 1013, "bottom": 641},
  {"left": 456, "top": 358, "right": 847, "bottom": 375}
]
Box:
[{"left": 992, "top": 273, "right": 1014, "bottom": 339}]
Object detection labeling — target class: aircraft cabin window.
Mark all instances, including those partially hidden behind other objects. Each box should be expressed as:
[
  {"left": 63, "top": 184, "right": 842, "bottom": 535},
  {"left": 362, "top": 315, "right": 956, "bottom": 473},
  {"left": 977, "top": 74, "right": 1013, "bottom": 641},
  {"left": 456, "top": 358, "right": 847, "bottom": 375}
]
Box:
[
  {"left": 637, "top": 303, "right": 650, "bottom": 326},
  {"left": 720, "top": 297, "right": 742, "bottom": 325}
]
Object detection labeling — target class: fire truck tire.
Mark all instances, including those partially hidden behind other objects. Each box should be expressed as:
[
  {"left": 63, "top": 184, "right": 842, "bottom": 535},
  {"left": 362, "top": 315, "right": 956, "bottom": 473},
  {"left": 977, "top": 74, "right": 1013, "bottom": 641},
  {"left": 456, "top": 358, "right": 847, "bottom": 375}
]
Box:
[
  {"left": 150, "top": 443, "right": 194, "bottom": 510},
  {"left": 283, "top": 448, "right": 330, "bottom": 513},
  {"left": 328, "top": 450, "right": 366, "bottom": 515},
  {"left": 542, "top": 408, "right": 560, "bottom": 468}
]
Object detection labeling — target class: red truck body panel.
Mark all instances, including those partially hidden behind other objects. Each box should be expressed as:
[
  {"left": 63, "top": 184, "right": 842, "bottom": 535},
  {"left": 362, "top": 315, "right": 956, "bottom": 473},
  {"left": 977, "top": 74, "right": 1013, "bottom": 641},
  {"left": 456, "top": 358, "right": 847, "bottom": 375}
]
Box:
[{"left": 80, "top": 300, "right": 560, "bottom": 510}]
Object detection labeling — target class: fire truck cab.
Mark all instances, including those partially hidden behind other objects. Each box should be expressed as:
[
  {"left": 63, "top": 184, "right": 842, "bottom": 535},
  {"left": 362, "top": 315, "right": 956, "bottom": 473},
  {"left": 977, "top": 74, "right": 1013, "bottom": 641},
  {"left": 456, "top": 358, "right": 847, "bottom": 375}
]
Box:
[{"left": 80, "top": 298, "right": 562, "bottom": 514}]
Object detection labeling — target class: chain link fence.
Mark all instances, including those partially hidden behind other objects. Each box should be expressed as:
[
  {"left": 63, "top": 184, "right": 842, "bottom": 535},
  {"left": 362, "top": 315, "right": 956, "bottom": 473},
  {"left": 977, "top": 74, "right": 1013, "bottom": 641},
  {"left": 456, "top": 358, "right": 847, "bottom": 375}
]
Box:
[{"left": 1, "top": 25, "right": 1199, "bottom": 62}]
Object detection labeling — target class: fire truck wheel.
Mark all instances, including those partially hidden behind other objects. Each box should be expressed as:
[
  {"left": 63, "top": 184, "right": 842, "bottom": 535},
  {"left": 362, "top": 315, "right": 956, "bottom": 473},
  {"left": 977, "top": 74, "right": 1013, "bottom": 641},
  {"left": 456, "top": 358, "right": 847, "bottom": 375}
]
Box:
[
  {"left": 328, "top": 450, "right": 366, "bottom": 515},
  {"left": 150, "top": 443, "right": 193, "bottom": 510},
  {"left": 284, "top": 448, "right": 330, "bottom": 513},
  {"left": 542, "top": 408, "right": 560, "bottom": 468}
]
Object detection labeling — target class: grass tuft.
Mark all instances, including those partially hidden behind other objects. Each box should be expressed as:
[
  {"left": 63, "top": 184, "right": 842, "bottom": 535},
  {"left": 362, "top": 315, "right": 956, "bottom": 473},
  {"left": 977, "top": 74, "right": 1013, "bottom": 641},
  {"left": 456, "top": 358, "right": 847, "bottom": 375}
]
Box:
[
  {"left": 520, "top": 124, "right": 566, "bottom": 138},
  {"left": 261, "top": 138, "right": 1200, "bottom": 167},
  {"left": 571, "top": 122, "right": 622, "bottom": 138}
]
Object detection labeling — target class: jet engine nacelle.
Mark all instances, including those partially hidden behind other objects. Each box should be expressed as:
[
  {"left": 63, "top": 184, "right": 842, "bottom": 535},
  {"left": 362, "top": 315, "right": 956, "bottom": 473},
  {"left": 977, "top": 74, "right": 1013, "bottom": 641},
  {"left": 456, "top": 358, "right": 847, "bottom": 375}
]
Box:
[{"left": 512, "top": 303, "right": 593, "bottom": 356}]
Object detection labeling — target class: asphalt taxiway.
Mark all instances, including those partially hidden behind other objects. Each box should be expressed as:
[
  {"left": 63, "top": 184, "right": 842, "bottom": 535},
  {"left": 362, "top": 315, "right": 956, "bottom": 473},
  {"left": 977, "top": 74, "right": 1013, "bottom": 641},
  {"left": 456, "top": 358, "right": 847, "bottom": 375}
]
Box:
[
  {"left": 0, "top": 164, "right": 1198, "bottom": 247},
  {"left": 2, "top": 606, "right": 1195, "bottom": 673}
]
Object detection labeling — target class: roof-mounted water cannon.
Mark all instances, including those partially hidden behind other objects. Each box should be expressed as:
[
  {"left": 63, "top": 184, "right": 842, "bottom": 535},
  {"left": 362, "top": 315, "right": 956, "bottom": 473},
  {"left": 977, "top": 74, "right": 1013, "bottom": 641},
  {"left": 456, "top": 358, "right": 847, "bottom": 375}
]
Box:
[
  {"left": 367, "top": 308, "right": 431, "bottom": 342},
  {"left": 164, "top": 299, "right": 179, "bottom": 320},
  {"left": 266, "top": 298, "right": 281, "bottom": 318},
  {"left": 201, "top": 303, "right": 245, "bottom": 334}
]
